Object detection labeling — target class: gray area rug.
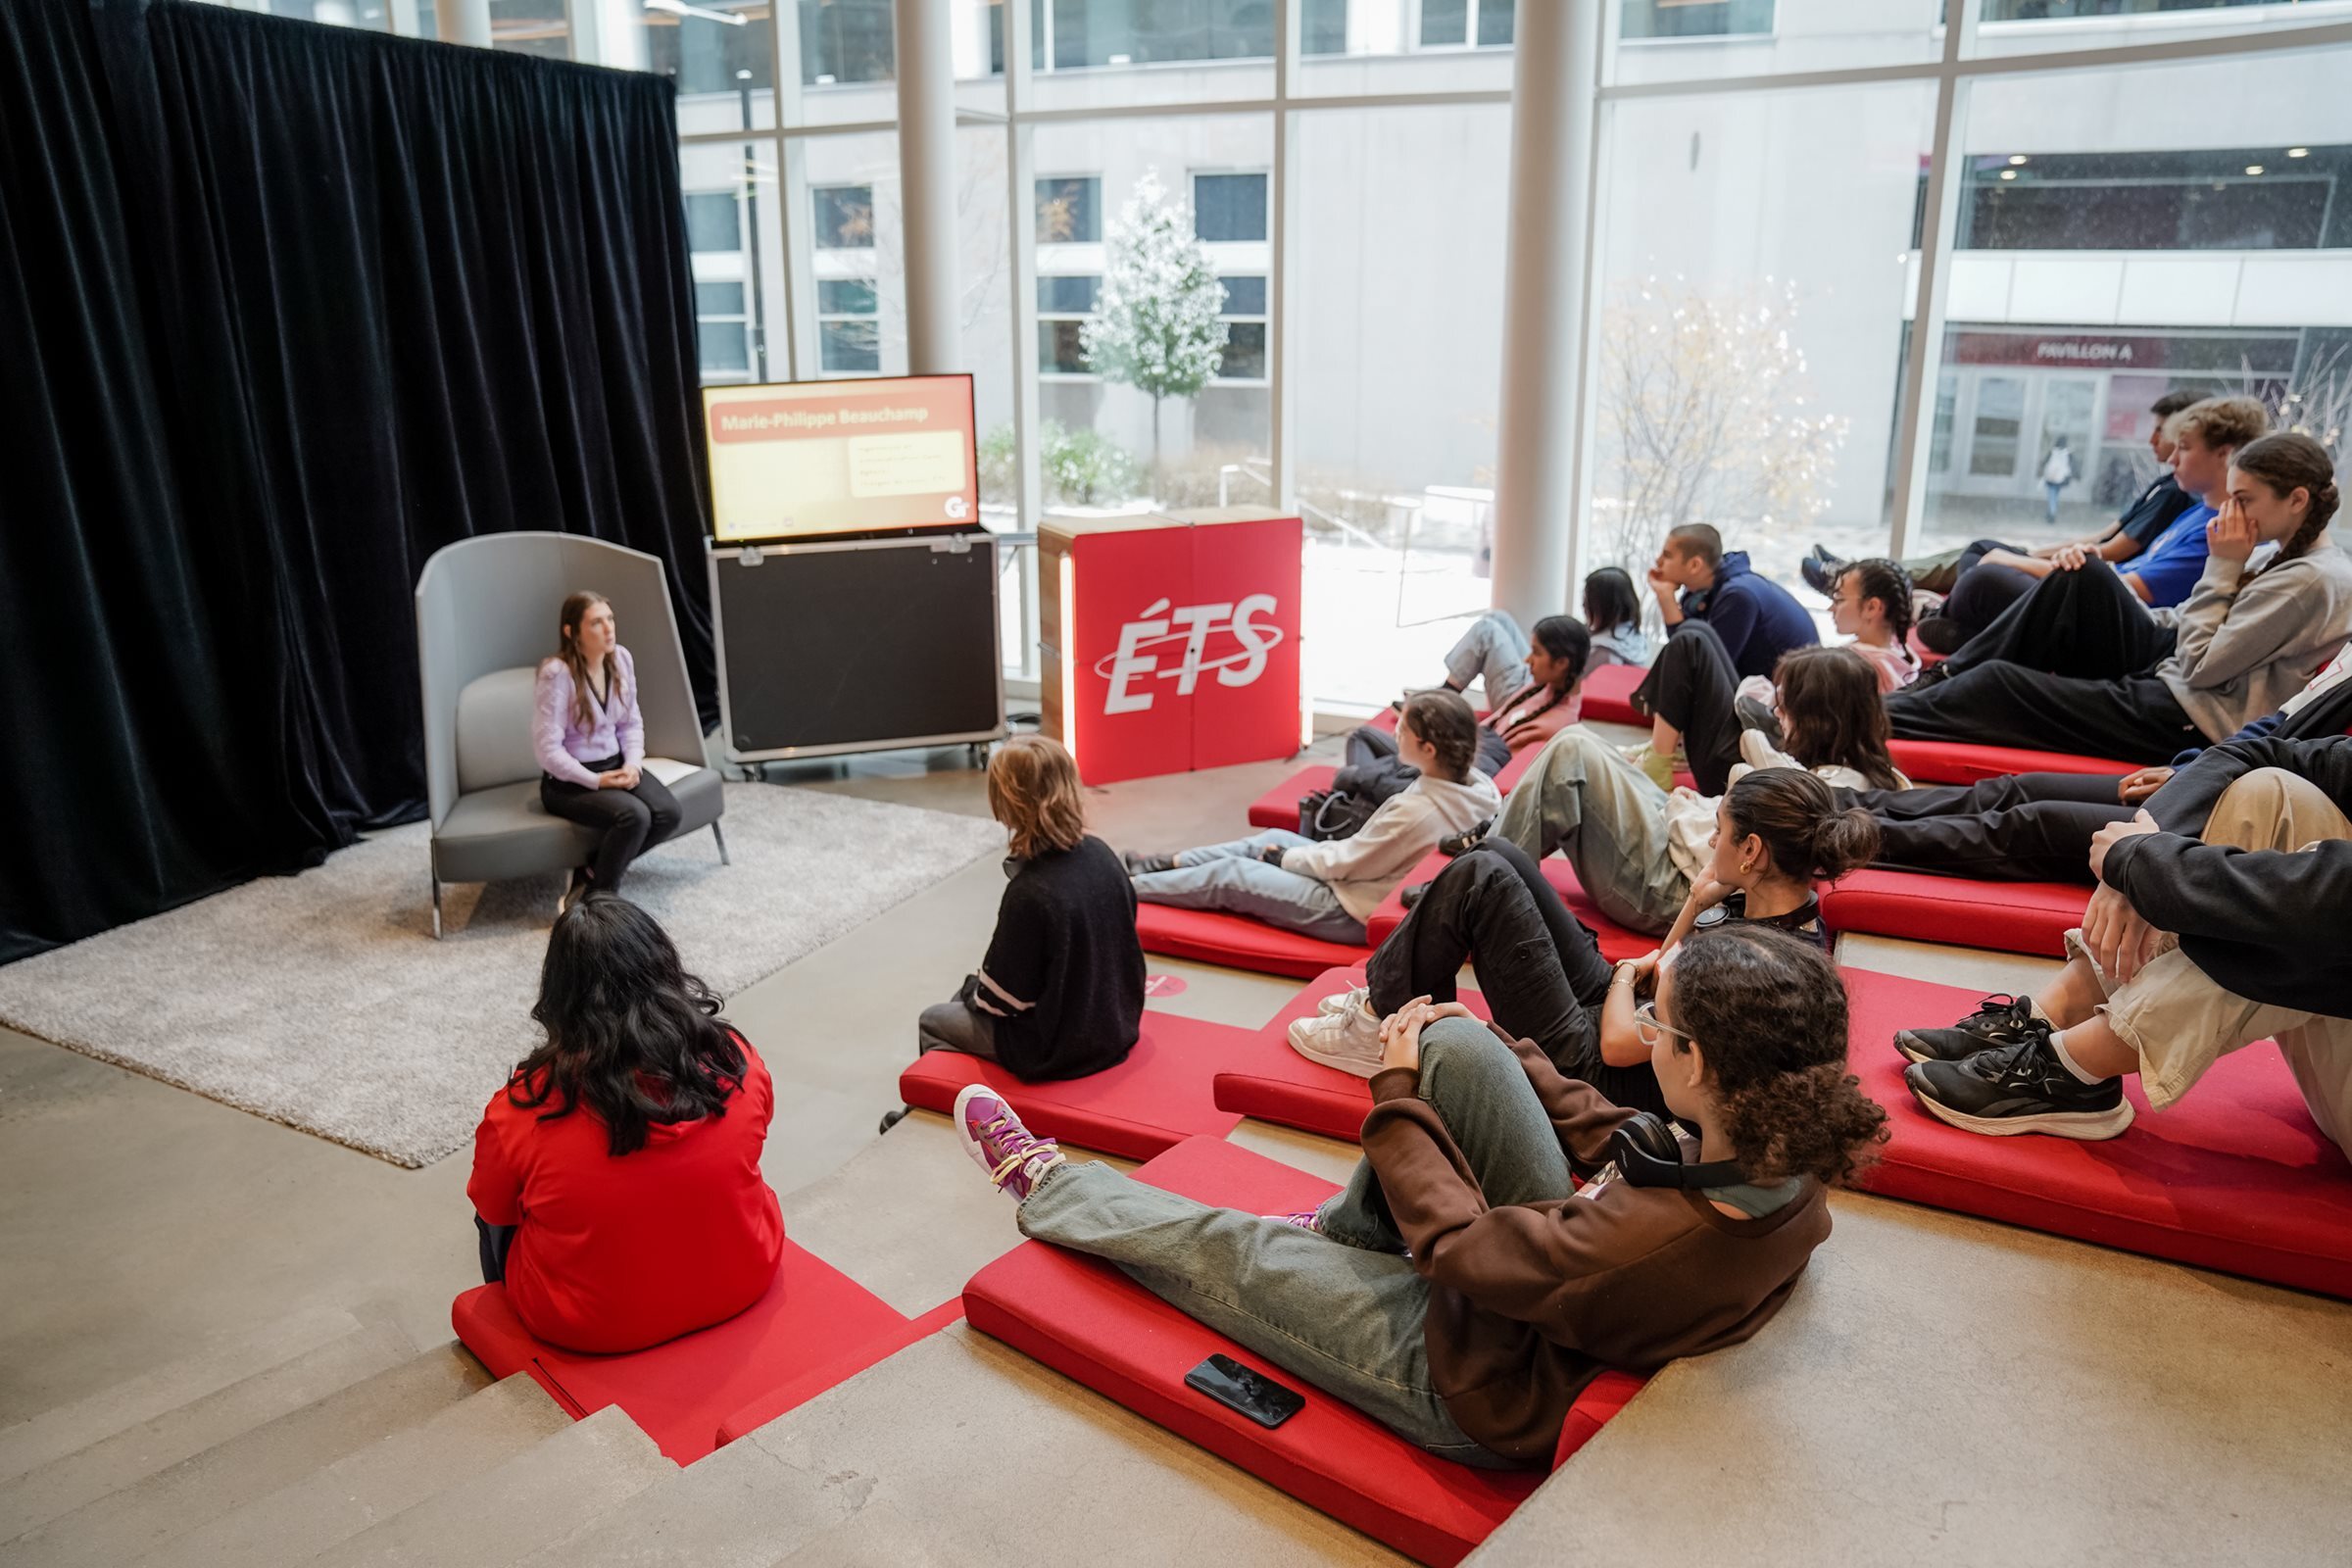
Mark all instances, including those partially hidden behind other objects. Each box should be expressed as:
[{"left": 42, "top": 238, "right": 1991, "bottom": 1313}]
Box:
[{"left": 0, "top": 784, "right": 1003, "bottom": 1167}]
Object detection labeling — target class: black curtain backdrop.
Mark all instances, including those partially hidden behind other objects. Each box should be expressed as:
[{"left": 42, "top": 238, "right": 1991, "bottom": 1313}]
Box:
[{"left": 1, "top": 0, "right": 715, "bottom": 964}]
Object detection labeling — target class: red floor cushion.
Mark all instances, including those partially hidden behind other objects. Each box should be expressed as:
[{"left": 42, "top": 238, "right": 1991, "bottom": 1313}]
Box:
[
  {"left": 1247, "top": 765, "right": 1340, "bottom": 831},
  {"left": 1887, "top": 738, "right": 2131, "bottom": 786},
  {"left": 897, "top": 1008, "right": 1249, "bottom": 1158},
  {"left": 713, "top": 1298, "right": 966, "bottom": 1447},
  {"left": 1844, "top": 969, "right": 2352, "bottom": 1299},
  {"left": 1820, "top": 870, "right": 2087, "bottom": 956},
  {"left": 1578, "top": 662, "right": 1645, "bottom": 727},
  {"left": 452, "top": 1239, "right": 913, "bottom": 1463},
  {"left": 962, "top": 1136, "right": 1646, "bottom": 1566},
  {"left": 1210, "top": 966, "right": 1493, "bottom": 1142},
  {"left": 1364, "top": 851, "right": 1657, "bottom": 960},
  {"left": 1135, "top": 901, "right": 1373, "bottom": 979}
]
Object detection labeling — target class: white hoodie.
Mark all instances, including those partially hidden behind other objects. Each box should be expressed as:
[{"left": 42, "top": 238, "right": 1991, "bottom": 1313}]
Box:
[{"left": 1279, "top": 770, "right": 1503, "bottom": 922}]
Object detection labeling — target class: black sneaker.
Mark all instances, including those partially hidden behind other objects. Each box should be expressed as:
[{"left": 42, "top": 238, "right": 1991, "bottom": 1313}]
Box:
[
  {"left": 1913, "top": 613, "right": 1971, "bottom": 657},
  {"left": 1904, "top": 1034, "right": 2135, "bottom": 1141},
  {"left": 1121, "top": 850, "right": 1177, "bottom": 875},
  {"left": 1398, "top": 882, "right": 1428, "bottom": 910},
  {"left": 1438, "top": 818, "right": 1492, "bottom": 858},
  {"left": 1894, "top": 994, "right": 2042, "bottom": 1064},
  {"left": 1800, "top": 555, "right": 1839, "bottom": 597}
]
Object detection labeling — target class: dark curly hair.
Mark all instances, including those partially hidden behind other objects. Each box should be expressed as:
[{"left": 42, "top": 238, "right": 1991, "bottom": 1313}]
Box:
[
  {"left": 1725, "top": 766, "right": 1881, "bottom": 882},
  {"left": 1664, "top": 924, "right": 1887, "bottom": 1185},
  {"left": 508, "top": 896, "right": 749, "bottom": 1156},
  {"left": 1773, "top": 646, "right": 1906, "bottom": 792},
  {"left": 1400, "top": 689, "right": 1480, "bottom": 781}
]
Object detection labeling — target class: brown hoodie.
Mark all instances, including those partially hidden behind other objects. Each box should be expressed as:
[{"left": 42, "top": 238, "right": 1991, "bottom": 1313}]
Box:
[{"left": 1361, "top": 1028, "right": 1833, "bottom": 1464}]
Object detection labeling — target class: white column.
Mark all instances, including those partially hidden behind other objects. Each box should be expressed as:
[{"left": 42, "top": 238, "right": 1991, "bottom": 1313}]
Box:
[
  {"left": 1487, "top": 0, "right": 1601, "bottom": 627},
  {"left": 893, "top": 0, "right": 961, "bottom": 374},
  {"left": 446, "top": 0, "right": 492, "bottom": 48}
]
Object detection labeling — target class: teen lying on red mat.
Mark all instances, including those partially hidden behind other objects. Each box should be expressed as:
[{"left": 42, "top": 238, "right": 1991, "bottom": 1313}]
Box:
[
  {"left": 952, "top": 924, "right": 1886, "bottom": 1467},
  {"left": 1885, "top": 430, "right": 2352, "bottom": 765},
  {"left": 1124, "top": 692, "right": 1498, "bottom": 947},
  {"left": 467, "top": 897, "right": 784, "bottom": 1354},
  {"left": 1896, "top": 734, "right": 2352, "bottom": 1149},
  {"left": 1339, "top": 616, "right": 1593, "bottom": 814},
  {"left": 1290, "top": 772, "right": 1879, "bottom": 1120},
  {"left": 1466, "top": 649, "right": 1893, "bottom": 937},
  {"left": 915, "top": 735, "right": 1144, "bottom": 1081},
  {"left": 1846, "top": 637, "right": 2352, "bottom": 884}
]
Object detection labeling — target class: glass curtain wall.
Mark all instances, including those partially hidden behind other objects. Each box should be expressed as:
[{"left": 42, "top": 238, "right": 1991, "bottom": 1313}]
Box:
[{"left": 182, "top": 0, "right": 2352, "bottom": 701}]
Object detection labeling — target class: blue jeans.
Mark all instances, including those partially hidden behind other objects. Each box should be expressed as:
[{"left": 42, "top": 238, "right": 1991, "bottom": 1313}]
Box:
[
  {"left": 1446, "top": 611, "right": 1532, "bottom": 710},
  {"left": 2044, "top": 480, "right": 2064, "bottom": 522},
  {"left": 1130, "top": 829, "right": 1366, "bottom": 944},
  {"left": 1017, "top": 1017, "right": 1571, "bottom": 1466}
]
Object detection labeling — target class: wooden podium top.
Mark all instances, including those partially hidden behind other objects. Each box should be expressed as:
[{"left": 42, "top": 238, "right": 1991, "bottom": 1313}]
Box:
[{"left": 1039, "top": 507, "right": 1294, "bottom": 546}]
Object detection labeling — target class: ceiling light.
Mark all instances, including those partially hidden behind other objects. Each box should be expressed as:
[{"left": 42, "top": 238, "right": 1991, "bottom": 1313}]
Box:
[
  {"left": 2287, "top": 147, "right": 2311, "bottom": 159},
  {"left": 2246, "top": 165, "right": 2266, "bottom": 176},
  {"left": 2007, "top": 154, "right": 2028, "bottom": 166},
  {"left": 1999, "top": 170, "right": 2017, "bottom": 180},
  {"left": 644, "top": 0, "right": 748, "bottom": 24}
]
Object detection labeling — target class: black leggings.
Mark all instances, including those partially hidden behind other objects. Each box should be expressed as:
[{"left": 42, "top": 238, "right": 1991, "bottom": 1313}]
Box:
[
  {"left": 540, "top": 754, "right": 683, "bottom": 891},
  {"left": 1366, "top": 840, "right": 1668, "bottom": 1121},
  {"left": 1630, "top": 621, "right": 1745, "bottom": 797},
  {"left": 1846, "top": 771, "right": 2132, "bottom": 884}
]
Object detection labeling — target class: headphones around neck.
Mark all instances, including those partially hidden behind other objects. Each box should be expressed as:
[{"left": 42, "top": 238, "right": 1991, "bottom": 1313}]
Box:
[{"left": 1609, "top": 1111, "right": 1749, "bottom": 1191}]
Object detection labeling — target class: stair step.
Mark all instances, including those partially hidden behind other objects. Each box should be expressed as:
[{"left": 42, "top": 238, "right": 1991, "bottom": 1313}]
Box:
[
  {"left": 124, "top": 1373, "right": 568, "bottom": 1568},
  {"left": 0, "top": 1342, "right": 489, "bottom": 1568},
  {"left": 0, "top": 1304, "right": 362, "bottom": 1486},
  {"left": 506, "top": 1436, "right": 834, "bottom": 1568},
  {"left": 302, "top": 1405, "right": 668, "bottom": 1568},
  {"left": 0, "top": 1317, "right": 415, "bottom": 1544}
]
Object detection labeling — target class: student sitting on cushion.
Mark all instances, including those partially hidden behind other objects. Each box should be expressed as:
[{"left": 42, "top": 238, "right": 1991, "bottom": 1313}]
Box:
[
  {"left": 951, "top": 923, "right": 1886, "bottom": 1468},
  {"left": 1289, "top": 769, "right": 1880, "bottom": 1114},
  {"left": 916, "top": 735, "right": 1143, "bottom": 1081},
  {"left": 1124, "top": 692, "right": 1497, "bottom": 947},
  {"left": 1885, "top": 430, "right": 2352, "bottom": 766},
  {"left": 1583, "top": 566, "right": 1654, "bottom": 669},
  {"left": 1344, "top": 617, "right": 1592, "bottom": 806},
  {"left": 1896, "top": 733, "right": 2352, "bottom": 1151},
  {"left": 468, "top": 898, "right": 782, "bottom": 1353},
  {"left": 1474, "top": 652, "right": 1896, "bottom": 938},
  {"left": 1644, "top": 522, "right": 1818, "bottom": 683}
]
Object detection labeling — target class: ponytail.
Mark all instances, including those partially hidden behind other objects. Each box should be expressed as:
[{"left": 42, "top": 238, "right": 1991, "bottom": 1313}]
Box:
[
  {"left": 2234, "top": 432, "right": 2340, "bottom": 575},
  {"left": 1725, "top": 767, "right": 1881, "bottom": 883}
]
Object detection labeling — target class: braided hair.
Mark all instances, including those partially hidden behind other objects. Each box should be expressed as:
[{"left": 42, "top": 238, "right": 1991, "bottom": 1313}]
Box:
[
  {"left": 2234, "top": 432, "right": 2340, "bottom": 576},
  {"left": 1834, "top": 557, "right": 1916, "bottom": 650}
]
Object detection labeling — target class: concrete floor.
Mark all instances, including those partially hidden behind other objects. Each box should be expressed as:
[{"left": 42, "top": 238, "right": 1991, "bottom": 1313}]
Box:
[{"left": 4, "top": 724, "right": 2350, "bottom": 1563}]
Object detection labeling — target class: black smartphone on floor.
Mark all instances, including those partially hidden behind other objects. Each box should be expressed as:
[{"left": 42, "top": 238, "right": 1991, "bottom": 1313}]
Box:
[{"left": 1185, "top": 1353, "right": 1305, "bottom": 1429}]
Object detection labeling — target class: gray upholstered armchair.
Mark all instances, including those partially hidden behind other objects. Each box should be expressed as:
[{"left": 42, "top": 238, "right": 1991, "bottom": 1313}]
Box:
[{"left": 415, "top": 533, "right": 726, "bottom": 938}]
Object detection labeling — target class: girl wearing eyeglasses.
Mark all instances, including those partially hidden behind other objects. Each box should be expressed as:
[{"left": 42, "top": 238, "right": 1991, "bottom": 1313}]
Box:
[{"left": 949, "top": 923, "right": 1886, "bottom": 1468}]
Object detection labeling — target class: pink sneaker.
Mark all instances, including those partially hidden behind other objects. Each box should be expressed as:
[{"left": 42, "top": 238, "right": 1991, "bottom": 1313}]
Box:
[{"left": 954, "top": 1085, "right": 1064, "bottom": 1200}]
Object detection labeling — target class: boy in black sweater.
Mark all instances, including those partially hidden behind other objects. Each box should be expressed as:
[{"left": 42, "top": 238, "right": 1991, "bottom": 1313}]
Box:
[{"left": 1894, "top": 733, "right": 2352, "bottom": 1149}]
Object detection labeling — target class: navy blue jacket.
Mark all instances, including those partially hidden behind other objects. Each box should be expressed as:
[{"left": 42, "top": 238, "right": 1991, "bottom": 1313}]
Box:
[{"left": 1676, "top": 551, "right": 1819, "bottom": 681}]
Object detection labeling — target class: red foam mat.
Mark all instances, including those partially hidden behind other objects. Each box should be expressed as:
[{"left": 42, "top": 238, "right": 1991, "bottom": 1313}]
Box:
[
  {"left": 898, "top": 1008, "right": 1249, "bottom": 1158},
  {"left": 1212, "top": 965, "right": 1492, "bottom": 1143},
  {"left": 1134, "top": 901, "right": 1373, "bottom": 979},
  {"left": 1364, "top": 851, "right": 1657, "bottom": 958},
  {"left": 962, "top": 1136, "right": 1645, "bottom": 1566},
  {"left": 1887, "top": 739, "right": 2130, "bottom": 786},
  {"left": 1578, "top": 662, "right": 1645, "bottom": 727},
  {"left": 1820, "top": 869, "right": 2087, "bottom": 956},
  {"left": 1845, "top": 969, "right": 2352, "bottom": 1298},
  {"left": 452, "top": 1239, "right": 911, "bottom": 1463}
]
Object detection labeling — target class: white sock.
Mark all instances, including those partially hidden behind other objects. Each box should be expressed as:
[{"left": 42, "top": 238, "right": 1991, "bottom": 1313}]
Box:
[
  {"left": 2024, "top": 994, "right": 2050, "bottom": 1023},
  {"left": 2049, "top": 1030, "right": 2107, "bottom": 1086}
]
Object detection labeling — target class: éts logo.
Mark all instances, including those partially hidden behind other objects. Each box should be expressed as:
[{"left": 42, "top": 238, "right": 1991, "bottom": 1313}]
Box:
[{"left": 1095, "top": 596, "right": 1285, "bottom": 714}]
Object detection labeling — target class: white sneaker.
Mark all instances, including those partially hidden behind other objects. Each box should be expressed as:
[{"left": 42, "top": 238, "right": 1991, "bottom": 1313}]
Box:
[
  {"left": 1316, "top": 985, "right": 1370, "bottom": 1018},
  {"left": 1288, "top": 1002, "right": 1385, "bottom": 1078}
]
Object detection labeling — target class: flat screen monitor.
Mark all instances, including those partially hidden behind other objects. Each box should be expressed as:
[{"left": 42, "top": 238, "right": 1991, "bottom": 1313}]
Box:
[{"left": 702, "top": 373, "right": 979, "bottom": 545}]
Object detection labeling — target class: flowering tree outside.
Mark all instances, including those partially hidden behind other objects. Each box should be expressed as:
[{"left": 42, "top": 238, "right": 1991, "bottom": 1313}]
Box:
[
  {"left": 1083, "top": 171, "right": 1228, "bottom": 495},
  {"left": 1595, "top": 273, "right": 1851, "bottom": 577}
]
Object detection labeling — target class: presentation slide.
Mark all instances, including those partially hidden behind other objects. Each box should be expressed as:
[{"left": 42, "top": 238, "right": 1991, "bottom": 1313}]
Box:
[{"left": 703, "top": 375, "right": 978, "bottom": 544}]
